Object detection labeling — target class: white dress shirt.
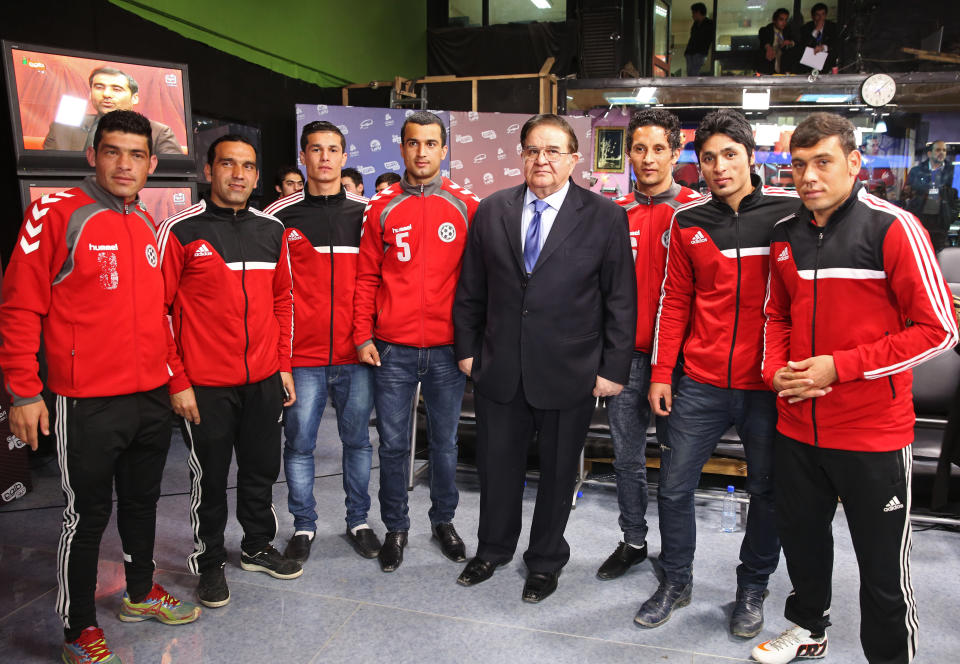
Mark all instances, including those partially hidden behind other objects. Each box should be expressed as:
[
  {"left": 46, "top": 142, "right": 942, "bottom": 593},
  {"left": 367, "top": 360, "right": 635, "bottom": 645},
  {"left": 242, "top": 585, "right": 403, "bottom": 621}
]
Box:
[{"left": 521, "top": 180, "right": 571, "bottom": 254}]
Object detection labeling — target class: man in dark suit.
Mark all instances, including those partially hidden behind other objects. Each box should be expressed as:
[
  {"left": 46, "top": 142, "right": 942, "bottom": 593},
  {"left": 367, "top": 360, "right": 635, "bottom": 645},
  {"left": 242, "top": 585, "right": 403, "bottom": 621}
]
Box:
[
  {"left": 43, "top": 66, "right": 183, "bottom": 155},
  {"left": 795, "top": 2, "right": 840, "bottom": 73},
  {"left": 453, "top": 114, "right": 636, "bottom": 603},
  {"left": 756, "top": 8, "right": 797, "bottom": 74}
]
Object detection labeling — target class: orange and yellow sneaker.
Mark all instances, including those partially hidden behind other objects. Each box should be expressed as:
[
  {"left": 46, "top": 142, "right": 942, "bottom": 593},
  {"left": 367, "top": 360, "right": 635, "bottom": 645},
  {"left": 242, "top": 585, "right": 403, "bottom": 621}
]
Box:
[{"left": 117, "top": 583, "right": 200, "bottom": 625}]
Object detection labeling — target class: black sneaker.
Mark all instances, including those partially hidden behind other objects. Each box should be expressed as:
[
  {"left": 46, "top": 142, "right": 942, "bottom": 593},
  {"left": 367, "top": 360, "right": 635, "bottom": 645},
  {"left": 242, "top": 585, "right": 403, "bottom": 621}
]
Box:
[
  {"left": 197, "top": 563, "right": 230, "bottom": 608},
  {"left": 240, "top": 544, "right": 303, "bottom": 579},
  {"left": 284, "top": 533, "right": 313, "bottom": 563},
  {"left": 347, "top": 526, "right": 382, "bottom": 559}
]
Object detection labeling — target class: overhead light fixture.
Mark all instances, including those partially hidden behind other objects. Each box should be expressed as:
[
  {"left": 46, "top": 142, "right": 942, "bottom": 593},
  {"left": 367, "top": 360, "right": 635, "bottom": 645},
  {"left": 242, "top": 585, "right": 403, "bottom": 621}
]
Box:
[
  {"left": 531, "top": 0, "right": 552, "bottom": 8},
  {"left": 796, "top": 93, "right": 856, "bottom": 103},
  {"left": 874, "top": 119, "right": 888, "bottom": 133},
  {"left": 603, "top": 86, "right": 657, "bottom": 106},
  {"left": 654, "top": 5, "right": 668, "bottom": 17},
  {"left": 742, "top": 88, "right": 770, "bottom": 111}
]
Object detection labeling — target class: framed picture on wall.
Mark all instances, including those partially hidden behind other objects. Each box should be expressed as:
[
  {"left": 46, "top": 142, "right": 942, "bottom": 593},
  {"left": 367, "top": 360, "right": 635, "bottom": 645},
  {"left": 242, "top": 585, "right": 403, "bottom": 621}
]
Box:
[{"left": 594, "top": 127, "right": 625, "bottom": 173}]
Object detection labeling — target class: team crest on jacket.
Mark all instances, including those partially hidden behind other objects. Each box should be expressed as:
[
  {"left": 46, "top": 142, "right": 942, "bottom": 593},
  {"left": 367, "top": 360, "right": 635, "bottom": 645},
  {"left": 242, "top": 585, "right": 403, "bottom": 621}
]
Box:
[
  {"left": 145, "top": 244, "right": 158, "bottom": 268},
  {"left": 661, "top": 229, "right": 671, "bottom": 248},
  {"left": 438, "top": 222, "right": 457, "bottom": 243}
]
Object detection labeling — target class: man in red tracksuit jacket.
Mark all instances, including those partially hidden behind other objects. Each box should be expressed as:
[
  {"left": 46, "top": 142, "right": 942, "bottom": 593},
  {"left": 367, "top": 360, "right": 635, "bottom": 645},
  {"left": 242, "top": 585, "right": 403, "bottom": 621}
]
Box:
[
  {"left": 0, "top": 111, "right": 199, "bottom": 664},
  {"left": 639, "top": 109, "right": 798, "bottom": 635},
  {"left": 753, "top": 113, "right": 958, "bottom": 664},
  {"left": 596, "top": 109, "right": 700, "bottom": 582},
  {"left": 355, "top": 111, "right": 480, "bottom": 572},
  {"left": 158, "top": 134, "right": 299, "bottom": 610},
  {"left": 264, "top": 121, "right": 379, "bottom": 563}
]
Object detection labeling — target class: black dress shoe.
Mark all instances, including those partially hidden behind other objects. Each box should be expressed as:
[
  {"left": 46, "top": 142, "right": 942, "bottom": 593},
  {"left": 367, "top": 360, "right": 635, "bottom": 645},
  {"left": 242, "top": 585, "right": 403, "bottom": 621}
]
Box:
[
  {"left": 634, "top": 580, "right": 692, "bottom": 628},
  {"left": 730, "top": 587, "right": 769, "bottom": 638},
  {"left": 347, "top": 527, "right": 382, "bottom": 559},
  {"left": 432, "top": 522, "right": 467, "bottom": 562},
  {"left": 283, "top": 534, "right": 313, "bottom": 564},
  {"left": 457, "top": 557, "right": 503, "bottom": 586},
  {"left": 596, "top": 541, "right": 648, "bottom": 580},
  {"left": 522, "top": 570, "right": 560, "bottom": 603},
  {"left": 378, "top": 531, "right": 408, "bottom": 572}
]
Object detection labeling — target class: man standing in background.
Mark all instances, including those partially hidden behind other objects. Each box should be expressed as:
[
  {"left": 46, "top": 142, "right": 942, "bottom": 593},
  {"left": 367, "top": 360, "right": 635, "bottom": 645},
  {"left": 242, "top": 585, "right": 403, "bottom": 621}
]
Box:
[{"left": 597, "top": 108, "right": 699, "bottom": 581}]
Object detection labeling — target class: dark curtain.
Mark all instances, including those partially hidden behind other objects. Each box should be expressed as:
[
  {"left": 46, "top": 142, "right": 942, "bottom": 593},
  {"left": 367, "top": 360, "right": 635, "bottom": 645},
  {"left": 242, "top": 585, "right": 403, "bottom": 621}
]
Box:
[{"left": 428, "top": 21, "right": 580, "bottom": 77}]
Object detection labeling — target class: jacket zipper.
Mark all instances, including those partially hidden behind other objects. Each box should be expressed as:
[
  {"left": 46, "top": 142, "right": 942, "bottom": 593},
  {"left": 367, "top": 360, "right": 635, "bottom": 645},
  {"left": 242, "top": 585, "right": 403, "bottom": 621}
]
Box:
[
  {"left": 885, "top": 332, "right": 896, "bottom": 398},
  {"left": 236, "top": 213, "right": 251, "bottom": 384},
  {"left": 726, "top": 211, "right": 742, "bottom": 389},
  {"left": 811, "top": 230, "right": 823, "bottom": 446},
  {"left": 124, "top": 203, "right": 141, "bottom": 389},
  {"left": 327, "top": 204, "right": 335, "bottom": 365},
  {"left": 419, "top": 183, "right": 427, "bottom": 347}
]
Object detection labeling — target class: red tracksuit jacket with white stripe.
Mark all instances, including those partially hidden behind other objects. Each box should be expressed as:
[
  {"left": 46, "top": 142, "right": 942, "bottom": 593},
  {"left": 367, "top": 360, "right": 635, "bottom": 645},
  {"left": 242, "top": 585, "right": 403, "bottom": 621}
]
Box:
[
  {"left": 264, "top": 188, "right": 367, "bottom": 367},
  {"left": 0, "top": 177, "right": 170, "bottom": 404},
  {"left": 652, "top": 175, "right": 799, "bottom": 389},
  {"left": 157, "top": 198, "right": 293, "bottom": 393},
  {"left": 354, "top": 175, "right": 479, "bottom": 348},
  {"left": 615, "top": 182, "right": 701, "bottom": 354},
  {"left": 763, "top": 183, "right": 958, "bottom": 451}
]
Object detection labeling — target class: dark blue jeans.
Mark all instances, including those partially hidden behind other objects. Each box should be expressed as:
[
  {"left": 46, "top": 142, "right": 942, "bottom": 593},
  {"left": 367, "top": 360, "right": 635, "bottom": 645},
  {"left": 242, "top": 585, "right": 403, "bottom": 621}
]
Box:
[
  {"left": 373, "top": 341, "right": 465, "bottom": 532},
  {"left": 657, "top": 373, "right": 780, "bottom": 590},
  {"left": 283, "top": 364, "right": 374, "bottom": 531},
  {"left": 605, "top": 352, "right": 667, "bottom": 546}
]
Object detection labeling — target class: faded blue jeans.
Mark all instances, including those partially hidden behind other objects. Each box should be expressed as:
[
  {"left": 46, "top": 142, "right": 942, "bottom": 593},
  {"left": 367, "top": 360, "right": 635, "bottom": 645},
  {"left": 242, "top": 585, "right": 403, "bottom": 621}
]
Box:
[
  {"left": 283, "top": 364, "right": 374, "bottom": 531},
  {"left": 373, "top": 341, "right": 465, "bottom": 532}
]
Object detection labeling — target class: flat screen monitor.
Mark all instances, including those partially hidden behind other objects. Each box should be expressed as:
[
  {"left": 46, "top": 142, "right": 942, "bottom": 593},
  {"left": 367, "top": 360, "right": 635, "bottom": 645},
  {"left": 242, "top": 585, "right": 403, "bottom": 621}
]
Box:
[
  {"left": 3, "top": 40, "right": 196, "bottom": 177},
  {"left": 18, "top": 178, "right": 197, "bottom": 226}
]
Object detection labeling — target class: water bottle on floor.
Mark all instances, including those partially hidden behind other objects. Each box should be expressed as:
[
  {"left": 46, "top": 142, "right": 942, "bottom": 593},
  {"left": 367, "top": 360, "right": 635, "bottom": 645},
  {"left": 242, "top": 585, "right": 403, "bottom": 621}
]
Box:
[{"left": 721, "top": 485, "right": 738, "bottom": 532}]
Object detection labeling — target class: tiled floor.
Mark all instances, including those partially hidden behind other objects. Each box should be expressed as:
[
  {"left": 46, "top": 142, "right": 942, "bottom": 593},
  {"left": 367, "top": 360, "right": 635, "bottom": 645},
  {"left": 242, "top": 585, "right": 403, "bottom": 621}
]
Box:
[{"left": 2, "top": 406, "right": 959, "bottom": 663}]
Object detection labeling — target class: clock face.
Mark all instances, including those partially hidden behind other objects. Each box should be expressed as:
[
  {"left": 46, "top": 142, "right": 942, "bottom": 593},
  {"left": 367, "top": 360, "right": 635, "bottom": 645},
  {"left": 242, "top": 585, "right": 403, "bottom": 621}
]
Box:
[{"left": 862, "top": 74, "right": 896, "bottom": 107}]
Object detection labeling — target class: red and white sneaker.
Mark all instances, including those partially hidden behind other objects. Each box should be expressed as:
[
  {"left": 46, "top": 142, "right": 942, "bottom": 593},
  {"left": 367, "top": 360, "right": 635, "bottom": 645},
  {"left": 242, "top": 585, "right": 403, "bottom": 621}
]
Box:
[
  {"left": 752, "top": 625, "right": 828, "bottom": 663},
  {"left": 62, "top": 626, "right": 120, "bottom": 663}
]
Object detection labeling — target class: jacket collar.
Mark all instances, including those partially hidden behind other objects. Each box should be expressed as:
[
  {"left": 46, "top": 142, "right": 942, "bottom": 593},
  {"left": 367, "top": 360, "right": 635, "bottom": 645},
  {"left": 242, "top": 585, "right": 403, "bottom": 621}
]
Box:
[
  {"left": 797, "top": 180, "right": 863, "bottom": 230},
  {"left": 633, "top": 180, "right": 682, "bottom": 206},
  {"left": 203, "top": 196, "right": 252, "bottom": 218},
  {"left": 708, "top": 173, "right": 764, "bottom": 214},
  {"left": 400, "top": 173, "right": 443, "bottom": 197},
  {"left": 80, "top": 175, "right": 141, "bottom": 214},
  {"left": 303, "top": 185, "right": 347, "bottom": 204}
]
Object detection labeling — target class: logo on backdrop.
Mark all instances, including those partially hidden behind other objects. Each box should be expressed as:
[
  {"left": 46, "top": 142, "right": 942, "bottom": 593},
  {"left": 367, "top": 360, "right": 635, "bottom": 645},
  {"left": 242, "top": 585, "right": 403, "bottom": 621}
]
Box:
[
  {"left": 337, "top": 124, "right": 349, "bottom": 135},
  {"left": 456, "top": 134, "right": 473, "bottom": 144},
  {"left": 483, "top": 173, "right": 494, "bottom": 185},
  {"left": 164, "top": 74, "right": 178, "bottom": 86},
  {"left": 481, "top": 130, "right": 497, "bottom": 140},
  {"left": 316, "top": 104, "right": 329, "bottom": 115},
  {"left": 451, "top": 160, "right": 463, "bottom": 170},
  {"left": 370, "top": 140, "right": 381, "bottom": 152},
  {"left": 506, "top": 123, "right": 520, "bottom": 134},
  {"left": 385, "top": 160, "right": 400, "bottom": 171},
  {"left": 360, "top": 119, "right": 374, "bottom": 129},
  {"left": 384, "top": 114, "right": 394, "bottom": 126}
]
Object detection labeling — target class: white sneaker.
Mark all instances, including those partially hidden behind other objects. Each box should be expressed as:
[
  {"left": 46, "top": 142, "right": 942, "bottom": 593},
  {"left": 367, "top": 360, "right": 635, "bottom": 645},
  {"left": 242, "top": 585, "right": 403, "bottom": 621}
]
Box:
[{"left": 752, "top": 625, "right": 828, "bottom": 663}]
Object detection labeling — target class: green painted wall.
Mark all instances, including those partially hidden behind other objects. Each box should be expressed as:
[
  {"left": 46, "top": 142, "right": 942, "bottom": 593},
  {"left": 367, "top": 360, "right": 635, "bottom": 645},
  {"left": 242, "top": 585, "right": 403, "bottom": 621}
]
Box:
[{"left": 110, "top": 0, "right": 427, "bottom": 87}]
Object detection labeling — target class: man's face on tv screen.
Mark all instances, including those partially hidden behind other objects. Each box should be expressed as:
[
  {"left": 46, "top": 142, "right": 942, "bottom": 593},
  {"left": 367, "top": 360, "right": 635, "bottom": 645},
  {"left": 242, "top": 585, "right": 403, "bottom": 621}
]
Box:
[{"left": 90, "top": 73, "right": 138, "bottom": 115}]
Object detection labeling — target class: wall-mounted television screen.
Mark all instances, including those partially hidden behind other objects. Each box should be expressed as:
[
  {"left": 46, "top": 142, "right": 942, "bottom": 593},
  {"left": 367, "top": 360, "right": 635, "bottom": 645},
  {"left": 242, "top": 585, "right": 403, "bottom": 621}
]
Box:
[
  {"left": 19, "top": 179, "right": 197, "bottom": 226},
  {"left": 3, "top": 40, "right": 195, "bottom": 177}
]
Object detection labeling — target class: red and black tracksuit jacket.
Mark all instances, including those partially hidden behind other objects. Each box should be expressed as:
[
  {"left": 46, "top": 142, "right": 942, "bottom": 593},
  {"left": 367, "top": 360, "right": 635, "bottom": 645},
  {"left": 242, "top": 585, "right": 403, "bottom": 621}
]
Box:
[
  {"left": 652, "top": 175, "right": 799, "bottom": 389},
  {"left": 615, "top": 182, "right": 701, "bottom": 353},
  {"left": 157, "top": 198, "right": 293, "bottom": 393},
  {"left": 0, "top": 176, "right": 170, "bottom": 404},
  {"left": 354, "top": 176, "right": 480, "bottom": 348},
  {"left": 264, "top": 188, "right": 367, "bottom": 367},
  {"left": 763, "top": 182, "right": 958, "bottom": 451}
]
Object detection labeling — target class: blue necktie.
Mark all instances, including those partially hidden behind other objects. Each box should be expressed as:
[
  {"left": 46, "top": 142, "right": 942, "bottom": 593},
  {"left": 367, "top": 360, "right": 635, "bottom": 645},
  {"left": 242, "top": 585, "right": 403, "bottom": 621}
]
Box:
[{"left": 524, "top": 199, "right": 549, "bottom": 274}]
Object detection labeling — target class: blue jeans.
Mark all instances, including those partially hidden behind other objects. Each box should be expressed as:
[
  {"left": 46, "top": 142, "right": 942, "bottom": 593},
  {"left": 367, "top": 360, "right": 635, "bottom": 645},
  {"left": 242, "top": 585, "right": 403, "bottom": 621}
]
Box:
[
  {"left": 657, "top": 373, "right": 780, "bottom": 589},
  {"left": 605, "top": 352, "right": 668, "bottom": 546},
  {"left": 686, "top": 52, "right": 707, "bottom": 76},
  {"left": 373, "top": 341, "right": 465, "bottom": 532},
  {"left": 283, "top": 364, "right": 374, "bottom": 531}
]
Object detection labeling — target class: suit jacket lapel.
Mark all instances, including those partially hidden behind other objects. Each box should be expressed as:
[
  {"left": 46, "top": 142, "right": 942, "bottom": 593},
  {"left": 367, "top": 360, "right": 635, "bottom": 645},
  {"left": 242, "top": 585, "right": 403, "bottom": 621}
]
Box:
[
  {"left": 500, "top": 184, "right": 527, "bottom": 276},
  {"left": 532, "top": 181, "right": 586, "bottom": 273}
]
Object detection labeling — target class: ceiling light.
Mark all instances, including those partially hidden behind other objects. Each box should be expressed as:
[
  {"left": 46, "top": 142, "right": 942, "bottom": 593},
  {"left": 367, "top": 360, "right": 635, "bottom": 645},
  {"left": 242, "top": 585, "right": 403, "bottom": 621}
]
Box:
[
  {"left": 531, "top": 0, "right": 552, "bottom": 8},
  {"left": 743, "top": 88, "right": 770, "bottom": 111},
  {"left": 874, "top": 119, "right": 888, "bottom": 133}
]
